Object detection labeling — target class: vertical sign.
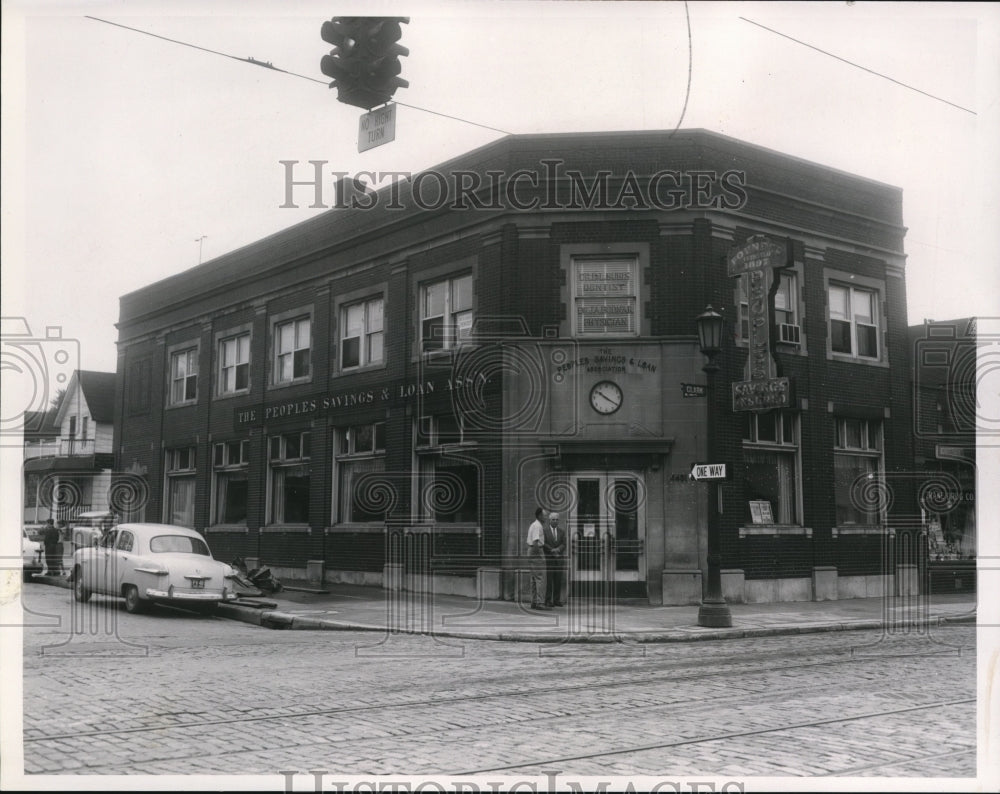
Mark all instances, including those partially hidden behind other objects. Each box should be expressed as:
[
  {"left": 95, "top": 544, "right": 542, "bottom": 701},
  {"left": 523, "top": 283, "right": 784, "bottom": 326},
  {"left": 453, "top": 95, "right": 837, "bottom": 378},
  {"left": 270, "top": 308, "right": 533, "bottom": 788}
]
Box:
[
  {"left": 727, "top": 235, "right": 791, "bottom": 411},
  {"left": 358, "top": 104, "right": 397, "bottom": 153}
]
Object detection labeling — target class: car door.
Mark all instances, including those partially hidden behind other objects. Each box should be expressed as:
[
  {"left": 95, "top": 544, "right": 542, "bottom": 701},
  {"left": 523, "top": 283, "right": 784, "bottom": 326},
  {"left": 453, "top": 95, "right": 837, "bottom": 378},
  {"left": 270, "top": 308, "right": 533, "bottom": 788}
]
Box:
[
  {"left": 92, "top": 528, "right": 118, "bottom": 594},
  {"left": 112, "top": 529, "right": 137, "bottom": 595}
]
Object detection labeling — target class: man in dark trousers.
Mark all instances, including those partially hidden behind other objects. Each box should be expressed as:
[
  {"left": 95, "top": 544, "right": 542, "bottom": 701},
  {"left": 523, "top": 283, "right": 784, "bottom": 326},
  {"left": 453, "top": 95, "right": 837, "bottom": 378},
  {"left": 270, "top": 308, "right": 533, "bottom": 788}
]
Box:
[
  {"left": 42, "top": 519, "right": 62, "bottom": 576},
  {"left": 543, "top": 511, "right": 566, "bottom": 607}
]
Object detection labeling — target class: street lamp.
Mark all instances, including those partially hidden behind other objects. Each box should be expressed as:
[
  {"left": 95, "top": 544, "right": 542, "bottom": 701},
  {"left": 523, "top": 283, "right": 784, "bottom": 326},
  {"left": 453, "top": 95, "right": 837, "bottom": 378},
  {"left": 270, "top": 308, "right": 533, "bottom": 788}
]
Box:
[{"left": 696, "top": 306, "right": 733, "bottom": 628}]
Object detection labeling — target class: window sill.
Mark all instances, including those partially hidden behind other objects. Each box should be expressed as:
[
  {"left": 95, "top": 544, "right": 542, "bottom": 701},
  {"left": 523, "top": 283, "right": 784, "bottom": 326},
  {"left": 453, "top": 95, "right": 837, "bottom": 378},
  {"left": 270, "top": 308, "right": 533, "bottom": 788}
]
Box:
[
  {"left": 205, "top": 525, "right": 249, "bottom": 534},
  {"left": 337, "top": 361, "right": 387, "bottom": 376},
  {"left": 832, "top": 525, "right": 893, "bottom": 537},
  {"left": 260, "top": 524, "right": 312, "bottom": 533},
  {"left": 404, "top": 524, "right": 481, "bottom": 535},
  {"left": 826, "top": 352, "right": 888, "bottom": 368},
  {"left": 415, "top": 441, "right": 480, "bottom": 455},
  {"left": 325, "top": 524, "right": 388, "bottom": 534},
  {"left": 213, "top": 390, "right": 252, "bottom": 402},
  {"left": 739, "top": 525, "right": 812, "bottom": 538},
  {"left": 165, "top": 400, "right": 198, "bottom": 410},
  {"left": 268, "top": 377, "right": 313, "bottom": 391}
]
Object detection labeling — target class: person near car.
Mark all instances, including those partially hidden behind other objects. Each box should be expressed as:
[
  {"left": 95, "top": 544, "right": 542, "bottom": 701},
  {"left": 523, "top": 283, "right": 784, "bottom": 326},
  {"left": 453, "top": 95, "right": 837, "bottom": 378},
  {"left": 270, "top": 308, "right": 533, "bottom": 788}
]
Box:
[
  {"left": 526, "top": 507, "right": 548, "bottom": 610},
  {"left": 542, "top": 511, "right": 566, "bottom": 607},
  {"left": 42, "top": 519, "right": 62, "bottom": 576}
]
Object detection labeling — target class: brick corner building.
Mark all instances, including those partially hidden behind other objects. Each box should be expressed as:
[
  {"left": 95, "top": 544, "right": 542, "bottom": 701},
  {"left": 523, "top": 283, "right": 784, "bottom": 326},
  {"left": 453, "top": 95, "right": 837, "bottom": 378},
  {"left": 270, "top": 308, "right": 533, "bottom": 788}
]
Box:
[{"left": 115, "top": 129, "right": 917, "bottom": 604}]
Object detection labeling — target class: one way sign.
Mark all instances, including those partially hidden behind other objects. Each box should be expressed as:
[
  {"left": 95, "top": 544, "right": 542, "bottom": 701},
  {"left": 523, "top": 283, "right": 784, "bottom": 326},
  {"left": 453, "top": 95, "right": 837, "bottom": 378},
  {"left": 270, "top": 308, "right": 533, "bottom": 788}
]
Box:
[{"left": 690, "top": 463, "right": 728, "bottom": 480}]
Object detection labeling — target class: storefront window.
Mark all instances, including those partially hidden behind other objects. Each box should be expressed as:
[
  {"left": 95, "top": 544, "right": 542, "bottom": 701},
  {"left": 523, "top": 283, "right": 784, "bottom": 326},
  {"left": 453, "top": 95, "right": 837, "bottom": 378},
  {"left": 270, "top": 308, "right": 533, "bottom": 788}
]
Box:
[
  {"left": 165, "top": 446, "right": 196, "bottom": 527},
  {"left": 334, "top": 423, "right": 386, "bottom": 523},
  {"left": 833, "top": 418, "right": 883, "bottom": 525},
  {"left": 414, "top": 416, "right": 478, "bottom": 523},
  {"left": 742, "top": 411, "right": 799, "bottom": 524},
  {"left": 213, "top": 440, "right": 249, "bottom": 524},
  {"left": 268, "top": 432, "right": 310, "bottom": 524}
]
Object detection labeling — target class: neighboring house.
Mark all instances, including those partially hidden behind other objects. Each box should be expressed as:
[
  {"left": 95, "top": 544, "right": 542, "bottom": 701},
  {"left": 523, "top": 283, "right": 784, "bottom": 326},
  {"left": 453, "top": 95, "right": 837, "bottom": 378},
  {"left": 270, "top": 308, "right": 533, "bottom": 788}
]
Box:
[
  {"left": 23, "top": 370, "right": 116, "bottom": 526},
  {"left": 115, "top": 129, "right": 916, "bottom": 604},
  {"left": 909, "top": 317, "right": 977, "bottom": 593}
]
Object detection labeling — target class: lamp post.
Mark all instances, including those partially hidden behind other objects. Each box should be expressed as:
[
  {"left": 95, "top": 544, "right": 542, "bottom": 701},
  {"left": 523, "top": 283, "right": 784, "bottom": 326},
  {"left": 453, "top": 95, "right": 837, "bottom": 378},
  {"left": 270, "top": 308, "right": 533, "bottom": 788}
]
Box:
[{"left": 696, "top": 306, "right": 733, "bottom": 628}]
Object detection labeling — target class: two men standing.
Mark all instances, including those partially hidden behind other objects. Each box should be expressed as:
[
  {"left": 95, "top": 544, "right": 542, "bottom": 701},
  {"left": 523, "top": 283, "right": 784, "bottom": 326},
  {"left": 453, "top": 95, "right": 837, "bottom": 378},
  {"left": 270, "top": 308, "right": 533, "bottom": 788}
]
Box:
[{"left": 526, "top": 507, "right": 567, "bottom": 610}]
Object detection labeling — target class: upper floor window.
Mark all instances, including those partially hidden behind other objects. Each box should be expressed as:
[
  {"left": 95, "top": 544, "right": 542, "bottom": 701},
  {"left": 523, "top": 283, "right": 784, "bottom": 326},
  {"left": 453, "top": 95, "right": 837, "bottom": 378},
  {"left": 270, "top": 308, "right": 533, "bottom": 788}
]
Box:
[
  {"left": 573, "top": 258, "right": 638, "bottom": 337},
  {"left": 739, "top": 272, "right": 799, "bottom": 344},
  {"left": 833, "top": 417, "right": 884, "bottom": 525},
  {"left": 422, "top": 274, "right": 472, "bottom": 352},
  {"left": 742, "top": 411, "right": 800, "bottom": 525},
  {"left": 127, "top": 358, "right": 151, "bottom": 415},
  {"left": 342, "top": 296, "right": 384, "bottom": 369},
  {"left": 274, "top": 316, "right": 311, "bottom": 383},
  {"left": 829, "top": 284, "right": 878, "bottom": 359},
  {"left": 169, "top": 347, "right": 198, "bottom": 405},
  {"left": 218, "top": 333, "right": 250, "bottom": 395}
]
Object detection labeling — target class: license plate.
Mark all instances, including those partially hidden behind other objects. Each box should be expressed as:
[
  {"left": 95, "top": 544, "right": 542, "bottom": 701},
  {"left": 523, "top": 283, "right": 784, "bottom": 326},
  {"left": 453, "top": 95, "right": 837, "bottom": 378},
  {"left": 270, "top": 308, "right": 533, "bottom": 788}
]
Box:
[{"left": 190, "top": 579, "right": 205, "bottom": 589}]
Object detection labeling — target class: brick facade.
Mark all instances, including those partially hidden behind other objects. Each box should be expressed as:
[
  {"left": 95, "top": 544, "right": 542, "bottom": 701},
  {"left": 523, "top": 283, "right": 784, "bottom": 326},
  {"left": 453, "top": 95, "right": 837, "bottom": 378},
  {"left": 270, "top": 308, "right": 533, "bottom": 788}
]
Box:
[{"left": 115, "top": 130, "right": 915, "bottom": 603}]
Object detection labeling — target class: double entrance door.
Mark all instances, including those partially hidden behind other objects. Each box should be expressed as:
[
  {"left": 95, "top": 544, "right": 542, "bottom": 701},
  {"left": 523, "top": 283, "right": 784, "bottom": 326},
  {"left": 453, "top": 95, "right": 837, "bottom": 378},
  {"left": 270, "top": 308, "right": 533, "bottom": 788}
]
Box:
[{"left": 567, "top": 472, "right": 646, "bottom": 598}]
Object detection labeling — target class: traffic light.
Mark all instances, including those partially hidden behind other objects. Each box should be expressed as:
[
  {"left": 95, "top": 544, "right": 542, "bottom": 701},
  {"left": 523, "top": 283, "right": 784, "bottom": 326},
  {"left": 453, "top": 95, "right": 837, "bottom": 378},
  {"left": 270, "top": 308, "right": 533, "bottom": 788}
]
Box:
[{"left": 320, "top": 16, "right": 409, "bottom": 110}]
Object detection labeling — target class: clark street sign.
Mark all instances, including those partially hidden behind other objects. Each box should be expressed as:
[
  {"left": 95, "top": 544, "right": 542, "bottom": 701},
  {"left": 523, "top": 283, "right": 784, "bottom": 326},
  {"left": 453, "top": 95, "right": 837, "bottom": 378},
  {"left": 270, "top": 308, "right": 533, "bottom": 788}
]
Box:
[
  {"left": 691, "top": 463, "right": 728, "bottom": 481},
  {"left": 358, "top": 104, "right": 397, "bottom": 152}
]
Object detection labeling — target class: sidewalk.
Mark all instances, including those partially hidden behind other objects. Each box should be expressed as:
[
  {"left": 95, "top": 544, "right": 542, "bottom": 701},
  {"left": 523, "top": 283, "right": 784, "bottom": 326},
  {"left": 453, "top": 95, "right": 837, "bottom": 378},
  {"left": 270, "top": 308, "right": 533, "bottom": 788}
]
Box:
[
  {"left": 214, "top": 581, "right": 977, "bottom": 643},
  {"left": 32, "top": 557, "right": 977, "bottom": 643}
]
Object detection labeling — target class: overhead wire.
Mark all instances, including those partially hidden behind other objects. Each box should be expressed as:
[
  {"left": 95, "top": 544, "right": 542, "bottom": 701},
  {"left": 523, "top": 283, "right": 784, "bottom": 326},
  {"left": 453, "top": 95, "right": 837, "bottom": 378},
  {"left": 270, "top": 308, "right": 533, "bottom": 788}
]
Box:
[
  {"left": 740, "top": 17, "right": 975, "bottom": 116},
  {"left": 84, "top": 15, "right": 513, "bottom": 136}
]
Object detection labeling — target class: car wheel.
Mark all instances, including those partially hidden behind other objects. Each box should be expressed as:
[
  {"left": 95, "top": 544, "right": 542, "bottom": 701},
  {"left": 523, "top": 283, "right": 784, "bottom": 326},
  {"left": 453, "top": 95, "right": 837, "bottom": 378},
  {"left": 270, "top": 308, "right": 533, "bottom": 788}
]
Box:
[
  {"left": 123, "top": 584, "right": 149, "bottom": 614},
  {"left": 73, "top": 568, "right": 91, "bottom": 602}
]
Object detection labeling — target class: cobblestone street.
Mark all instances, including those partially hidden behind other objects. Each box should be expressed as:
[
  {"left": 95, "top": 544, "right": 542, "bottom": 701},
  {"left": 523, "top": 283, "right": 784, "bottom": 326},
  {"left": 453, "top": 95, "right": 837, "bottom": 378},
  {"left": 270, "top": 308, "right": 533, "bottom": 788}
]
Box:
[{"left": 12, "top": 583, "right": 980, "bottom": 786}]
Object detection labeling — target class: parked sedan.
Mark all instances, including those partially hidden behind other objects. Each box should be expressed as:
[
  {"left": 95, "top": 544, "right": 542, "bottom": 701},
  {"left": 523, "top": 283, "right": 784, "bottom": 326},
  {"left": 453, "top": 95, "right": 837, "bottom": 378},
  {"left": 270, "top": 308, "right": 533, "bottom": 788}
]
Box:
[
  {"left": 22, "top": 527, "right": 43, "bottom": 582},
  {"left": 71, "top": 523, "right": 240, "bottom": 614}
]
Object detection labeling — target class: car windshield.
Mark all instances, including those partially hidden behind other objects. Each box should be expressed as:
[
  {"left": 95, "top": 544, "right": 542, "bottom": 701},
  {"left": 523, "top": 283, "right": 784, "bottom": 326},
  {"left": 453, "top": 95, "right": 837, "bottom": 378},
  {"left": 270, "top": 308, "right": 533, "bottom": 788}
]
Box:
[{"left": 149, "top": 535, "right": 211, "bottom": 555}]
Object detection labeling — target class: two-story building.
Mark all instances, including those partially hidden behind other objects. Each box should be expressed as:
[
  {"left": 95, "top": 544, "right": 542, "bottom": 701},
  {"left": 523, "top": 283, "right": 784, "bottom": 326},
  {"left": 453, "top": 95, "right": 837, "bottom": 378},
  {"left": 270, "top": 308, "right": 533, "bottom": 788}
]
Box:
[
  {"left": 909, "top": 317, "right": 978, "bottom": 594},
  {"left": 114, "top": 129, "right": 917, "bottom": 604},
  {"left": 23, "top": 370, "right": 116, "bottom": 526}
]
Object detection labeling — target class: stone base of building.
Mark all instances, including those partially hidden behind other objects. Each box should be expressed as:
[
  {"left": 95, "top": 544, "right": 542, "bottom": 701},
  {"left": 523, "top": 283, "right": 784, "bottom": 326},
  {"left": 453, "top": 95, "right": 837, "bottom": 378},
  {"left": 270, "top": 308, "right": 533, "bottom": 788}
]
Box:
[
  {"left": 812, "top": 566, "right": 838, "bottom": 601},
  {"left": 661, "top": 569, "right": 702, "bottom": 606},
  {"left": 836, "top": 574, "right": 894, "bottom": 599},
  {"left": 264, "top": 564, "right": 919, "bottom": 605}
]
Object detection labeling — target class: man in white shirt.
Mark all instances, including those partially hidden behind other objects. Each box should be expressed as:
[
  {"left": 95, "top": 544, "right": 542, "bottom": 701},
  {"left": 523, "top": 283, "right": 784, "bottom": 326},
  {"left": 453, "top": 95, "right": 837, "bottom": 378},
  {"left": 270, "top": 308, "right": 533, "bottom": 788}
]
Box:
[{"left": 526, "top": 507, "right": 548, "bottom": 610}]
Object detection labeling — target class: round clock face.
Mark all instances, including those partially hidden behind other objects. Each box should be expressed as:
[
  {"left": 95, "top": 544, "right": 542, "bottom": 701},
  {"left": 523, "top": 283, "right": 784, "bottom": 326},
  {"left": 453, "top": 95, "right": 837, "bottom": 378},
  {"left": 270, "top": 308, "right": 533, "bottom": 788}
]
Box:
[{"left": 589, "top": 380, "right": 623, "bottom": 415}]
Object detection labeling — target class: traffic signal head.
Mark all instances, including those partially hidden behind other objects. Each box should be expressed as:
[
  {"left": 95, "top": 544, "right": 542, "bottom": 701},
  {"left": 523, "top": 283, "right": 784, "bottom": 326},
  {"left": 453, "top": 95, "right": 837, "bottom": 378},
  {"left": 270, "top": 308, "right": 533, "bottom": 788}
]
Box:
[{"left": 320, "top": 16, "right": 410, "bottom": 110}]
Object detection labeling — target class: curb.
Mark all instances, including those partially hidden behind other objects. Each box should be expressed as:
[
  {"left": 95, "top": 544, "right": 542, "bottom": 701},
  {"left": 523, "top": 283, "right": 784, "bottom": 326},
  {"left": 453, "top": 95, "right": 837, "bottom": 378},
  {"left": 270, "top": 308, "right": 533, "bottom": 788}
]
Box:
[
  {"left": 215, "top": 603, "right": 977, "bottom": 644},
  {"left": 28, "top": 578, "right": 976, "bottom": 642}
]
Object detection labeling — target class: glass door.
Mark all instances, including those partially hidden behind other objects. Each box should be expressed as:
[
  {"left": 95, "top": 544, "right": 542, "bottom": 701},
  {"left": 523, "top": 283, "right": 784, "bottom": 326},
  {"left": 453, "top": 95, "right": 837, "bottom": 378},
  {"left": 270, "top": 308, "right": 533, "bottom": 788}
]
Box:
[{"left": 568, "top": 472, "right": 645, "bottom": 596}]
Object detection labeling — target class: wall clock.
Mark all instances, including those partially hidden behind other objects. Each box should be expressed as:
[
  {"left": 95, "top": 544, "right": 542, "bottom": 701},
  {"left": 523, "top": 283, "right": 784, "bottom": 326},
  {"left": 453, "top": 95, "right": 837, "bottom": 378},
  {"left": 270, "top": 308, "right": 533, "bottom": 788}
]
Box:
[{"left": 589, "top": 380, "right": 623, "bottom": 415}]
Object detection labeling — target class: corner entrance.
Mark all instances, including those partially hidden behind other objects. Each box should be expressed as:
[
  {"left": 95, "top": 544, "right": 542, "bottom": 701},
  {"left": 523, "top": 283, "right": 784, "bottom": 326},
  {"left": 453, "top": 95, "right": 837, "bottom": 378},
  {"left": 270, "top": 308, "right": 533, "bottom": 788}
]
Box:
[{"left": 568, "top": 472, "right": 646, "bottom": 598}]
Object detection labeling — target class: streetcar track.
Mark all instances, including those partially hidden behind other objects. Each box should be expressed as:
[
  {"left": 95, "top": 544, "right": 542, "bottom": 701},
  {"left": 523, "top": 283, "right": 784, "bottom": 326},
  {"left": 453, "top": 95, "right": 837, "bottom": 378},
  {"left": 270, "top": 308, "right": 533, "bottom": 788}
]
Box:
[
  {"left": 832, "top": 745, "right": 976, "bottom": 776},
  {"left": 454, "top": 697, "right": 977, "bottom": 774},
  {"left": 24, "top": 643, "right": 949, "bottom": 743},
  {"left": 25, "top": 649, "right": 971, "bottom": 747}
]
